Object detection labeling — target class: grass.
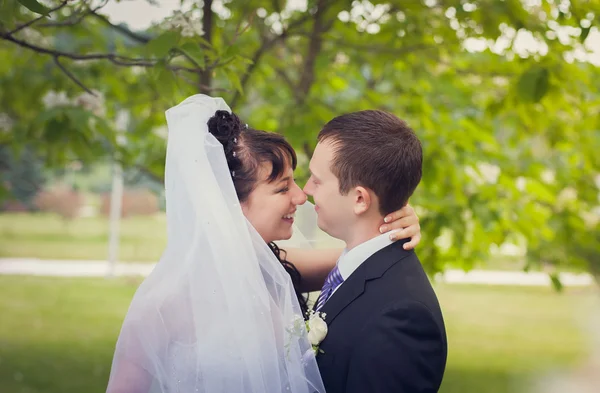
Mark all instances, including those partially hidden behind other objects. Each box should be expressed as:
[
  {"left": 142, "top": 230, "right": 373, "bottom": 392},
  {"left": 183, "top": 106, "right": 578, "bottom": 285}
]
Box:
[
  {"left": 0, "top": 213, "right": 571, "bottom": 273},
  {"left": 0, "top": 213, "right": 167, "bottom": 262},
  {"left": 0, "top": 276, "right": 596, "bottom": 393},
  {"left": 437, "top": 285, "right": 596, "bottom": 392}
]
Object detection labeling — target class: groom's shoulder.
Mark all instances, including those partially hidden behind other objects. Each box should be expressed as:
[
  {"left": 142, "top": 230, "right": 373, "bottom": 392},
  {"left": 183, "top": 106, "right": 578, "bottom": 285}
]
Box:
[
  {"left": 364, "top": 242, "right": 444, "bottom": 321},
  {"left": 368, "top": 240, "right": 429, "bottom": 285}
]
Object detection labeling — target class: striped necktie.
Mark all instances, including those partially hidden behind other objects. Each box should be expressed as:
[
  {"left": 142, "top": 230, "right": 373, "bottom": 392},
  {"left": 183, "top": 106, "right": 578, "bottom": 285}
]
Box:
[{"left": 314, "top": 265, "right": 344, "bottom": 312}]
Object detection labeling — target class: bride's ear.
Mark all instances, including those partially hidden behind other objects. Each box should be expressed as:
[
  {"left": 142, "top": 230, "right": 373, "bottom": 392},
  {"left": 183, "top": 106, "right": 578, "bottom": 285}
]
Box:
[
  {"left": 352, "top": 186, "right": 372, "bottom": 215},
  {"left": 240, "top": 201, "right": 250, "bottom": 215}
]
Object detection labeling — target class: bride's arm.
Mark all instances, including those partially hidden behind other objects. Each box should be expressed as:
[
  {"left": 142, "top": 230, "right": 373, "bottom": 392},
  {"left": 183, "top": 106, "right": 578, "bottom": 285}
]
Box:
[
  {"left": 105, "top": 310, "right": 164, "bottom": 393},
  {"left": 285, "top": 247, "right": 343, "bottom": 292},
  {"left": 106, "top": 359, "right": 153, "bottom": 393},
  {"left": 287, "top": 204, "right": 421, "bottom": 292}
]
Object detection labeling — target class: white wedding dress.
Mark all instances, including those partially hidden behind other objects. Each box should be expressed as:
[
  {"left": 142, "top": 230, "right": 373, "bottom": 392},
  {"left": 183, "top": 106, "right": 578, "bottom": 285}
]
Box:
[
  {"left": 106, "top": 95, "right": 325, "bottom": 393},
  {"left": 160, "top": 336, "right": 246, "bottom": 392}
]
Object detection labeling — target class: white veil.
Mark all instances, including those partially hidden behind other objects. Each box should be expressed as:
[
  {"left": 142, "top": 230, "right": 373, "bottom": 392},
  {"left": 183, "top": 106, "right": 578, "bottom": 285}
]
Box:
[{"left": 106, "top": 95, "right": 325, "bottom": 393}]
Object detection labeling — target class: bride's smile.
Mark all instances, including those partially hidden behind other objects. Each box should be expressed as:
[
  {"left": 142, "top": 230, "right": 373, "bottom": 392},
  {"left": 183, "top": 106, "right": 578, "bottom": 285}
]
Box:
[{"left": 241, "top": 164, "right": 307, "bottom": 243}]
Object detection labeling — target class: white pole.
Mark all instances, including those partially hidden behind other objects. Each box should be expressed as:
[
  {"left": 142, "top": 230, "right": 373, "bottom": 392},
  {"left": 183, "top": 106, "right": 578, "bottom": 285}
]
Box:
[
  {"left": 106, "top": 162, "right": 123, "bottom": 277},
  {"left": 106, "top": 110, "right": 129, "bottom": 278}
]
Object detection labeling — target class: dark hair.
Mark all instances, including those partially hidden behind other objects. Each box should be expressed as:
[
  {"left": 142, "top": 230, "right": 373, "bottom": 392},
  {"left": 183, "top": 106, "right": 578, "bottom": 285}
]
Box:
[
  {"left": 207, "top": 110, "right": 308, "bottom": 316},
  {"left": 207, "top": 110, "right": 297, "bottom": 202},
  {"left": 318, "top": 110, "right": 422, "bottom": 215},
  {"left": 268, "top": 243, "right": 309, "bottom": 316}
]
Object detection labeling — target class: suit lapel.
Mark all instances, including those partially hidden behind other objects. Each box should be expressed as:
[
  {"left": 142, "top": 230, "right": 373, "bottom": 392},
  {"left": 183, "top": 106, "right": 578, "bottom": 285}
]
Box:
[
  {"left": 364, "top": 239, "right": 412, "bottom": 280},
  {"left": 319, "top": 266, "right": 365, "bottom": 325},
  {"left": 319, "top": 239, "right": 412, "bottom": 326}
]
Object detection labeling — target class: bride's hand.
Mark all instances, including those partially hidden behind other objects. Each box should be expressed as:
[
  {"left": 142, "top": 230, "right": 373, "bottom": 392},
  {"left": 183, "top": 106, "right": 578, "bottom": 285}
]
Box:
[{"left": 378, "top": 203, "right": 421, "bottom": 250}]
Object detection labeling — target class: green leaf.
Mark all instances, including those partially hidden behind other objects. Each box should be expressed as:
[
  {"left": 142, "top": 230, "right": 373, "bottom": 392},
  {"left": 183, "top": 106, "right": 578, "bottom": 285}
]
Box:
[
  {"left": 145, "top": 31, "right": 180, "bottom": 58},
  {"left": 44, "top": 116, "right": 69, "bottom": 144},
  {"left": 235, "top": 55, "right": 254, "bottom": 66},
  {"left": 549, "top": 273, "right": 564, "bottom": 292},
  {"left": 330, "top": 76, "right": 348, "bottom": 91},
  {"left": 195, "top": 36, "right": 213, "bottom": 49},
  {"left": 223, "top": 45, "right": 238, "bottom": 59},
  {"left": 558, "top": 10, "right": 568, "bottom": 21},
  {"left": 486, "top": 96, "right": 506, "bottom": 116},
  {"left": 149, "top": 61, "right": 178, "bottom": 97},
  {"left": 64, "top": 108, "right": 93, "bottom": 133},
  {"left": 517, "top": 67, "right": 549, "bottom": 103},
  {"left": 580, "top": 26, "right": 591, "bottom": 43},
  {"left": 179, "top": 42, "right": 205, "bottom": 69},
  {"left": 524, "top": 179, "right": 555, "bottom": 204},
  {"left": 17, "top": 0, "right": 49, "bottom": 16},
  {"left": 224, "top": 68, "right": 243, "bottom": 94}
]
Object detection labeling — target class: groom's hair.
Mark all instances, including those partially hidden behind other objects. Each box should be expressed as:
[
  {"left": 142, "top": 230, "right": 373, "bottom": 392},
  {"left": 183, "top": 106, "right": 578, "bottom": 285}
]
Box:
[{"left": 318, "top": 110, "right": 422, "bottom": 215}]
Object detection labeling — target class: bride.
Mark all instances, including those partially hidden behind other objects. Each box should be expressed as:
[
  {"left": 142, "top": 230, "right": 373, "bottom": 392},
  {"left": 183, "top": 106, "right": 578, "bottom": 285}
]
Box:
[{"left": 105, "top": 95, "right": 421, "bottom": 393}]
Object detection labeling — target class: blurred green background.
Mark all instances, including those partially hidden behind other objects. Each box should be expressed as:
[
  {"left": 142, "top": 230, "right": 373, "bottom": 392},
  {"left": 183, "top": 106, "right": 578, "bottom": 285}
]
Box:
[{"left": 1, "top": 0, "right": 599, "bottom": 392}]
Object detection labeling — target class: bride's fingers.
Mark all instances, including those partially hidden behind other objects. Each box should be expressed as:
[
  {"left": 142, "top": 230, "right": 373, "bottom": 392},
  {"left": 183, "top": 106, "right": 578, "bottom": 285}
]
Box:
[
  {"left": 402, "top": 232, "right": 421, "bottom": 250},
  {"left": 383, "top": 204, "right": 416, "bottom": 224},
  {"left": 379, "top": 215, "right": 418, "bottom": 233},
  {"left": 387, "top": 221, "right": 420, "bottom": 241}
]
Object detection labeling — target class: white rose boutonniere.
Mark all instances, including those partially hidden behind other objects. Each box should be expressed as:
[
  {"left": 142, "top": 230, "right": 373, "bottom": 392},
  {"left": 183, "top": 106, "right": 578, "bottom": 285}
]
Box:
[{"left": 306, "top": 310, "right": 327, "bottom": 354}]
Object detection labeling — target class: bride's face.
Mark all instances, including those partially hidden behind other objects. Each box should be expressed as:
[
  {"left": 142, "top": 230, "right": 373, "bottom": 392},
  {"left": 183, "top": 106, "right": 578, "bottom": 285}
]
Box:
[{"left": 241, "top": 163, "right": 307, "bottom": 243}]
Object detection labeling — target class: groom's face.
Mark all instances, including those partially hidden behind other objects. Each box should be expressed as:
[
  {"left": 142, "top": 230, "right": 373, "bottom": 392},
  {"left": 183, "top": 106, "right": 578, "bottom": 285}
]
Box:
[{"left": 304, "top": 140, "right": 355, "bottom": 241}]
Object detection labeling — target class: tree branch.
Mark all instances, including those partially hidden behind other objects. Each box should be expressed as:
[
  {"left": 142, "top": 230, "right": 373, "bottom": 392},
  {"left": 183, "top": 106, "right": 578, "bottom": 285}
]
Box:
[
  {"left": 89, "top": 9, "right": 150, "bottom": 44},
  {"left": 128, "top": 164, "right": 163, "bottom": 184},
  {"left": 230, "top": 5, "right": 330, "bottom": 107},
  {"left": 35, "top": 2, "right": 150, "bottom": 45},
  {"left": 227, "top": 14, "right": 254, "bottom": 47},
  {"left": 335, "top": 42, "right": 435, "bottom": 55},
  {"left": 0, "top": 31, "right": 203, "bottom": 72},
  {"left": 53, "top": 56, "right": 96, "bottom": 95},
  {"left": 296, "top": 0, "right": 333, "bottom": 105},
  {"left": 272, "top": 0, "right": 283, "bottom": 14},
  {"left": 171, "top": 47, "right": 201, "bottom": 68},
  {"left": 174, "top": 70, "right": 231, "bottom": 93},
  {"left": 274, "top": 66, "right": 295, "bottom": 91},
  {"left": 313, "top": 97, "right": 338, "bottom": 113},
  {"left": 8, "top": 0, "right": 70, "bottom": 35},
  {"left": 1, "top": 31, "right": 138, "bottom": 61},
  {"left": 230, "top": 44, "right": 269, "bottom": 108}
]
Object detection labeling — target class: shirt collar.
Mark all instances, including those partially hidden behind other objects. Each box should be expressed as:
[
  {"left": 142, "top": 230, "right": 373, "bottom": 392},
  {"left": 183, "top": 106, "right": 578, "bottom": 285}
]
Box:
[{"left": 337, "top": 231, "right": 396, "bottom": 281}]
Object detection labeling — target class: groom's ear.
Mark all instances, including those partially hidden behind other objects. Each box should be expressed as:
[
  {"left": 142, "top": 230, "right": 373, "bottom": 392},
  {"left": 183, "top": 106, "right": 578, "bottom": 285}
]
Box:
[{"left": 353, "top": 186, "right": 372, "bottom": 216}]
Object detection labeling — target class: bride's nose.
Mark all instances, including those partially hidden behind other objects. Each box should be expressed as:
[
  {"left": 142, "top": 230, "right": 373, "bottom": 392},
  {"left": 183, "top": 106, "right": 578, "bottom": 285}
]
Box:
[{"left": 291, "top": 183, "right": 307, "bottom": 206}]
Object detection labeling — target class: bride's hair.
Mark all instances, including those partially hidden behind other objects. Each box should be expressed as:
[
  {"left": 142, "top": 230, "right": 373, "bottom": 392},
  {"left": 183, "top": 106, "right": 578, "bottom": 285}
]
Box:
[{"left": 207, "top": 110, "right": 309, "bottom": 316}]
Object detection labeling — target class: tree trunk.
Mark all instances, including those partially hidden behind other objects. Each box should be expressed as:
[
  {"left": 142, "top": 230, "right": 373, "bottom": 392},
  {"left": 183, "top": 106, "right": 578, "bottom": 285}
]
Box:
[{"left": 199, "top": 0, "right": 213, "bottom": 93}]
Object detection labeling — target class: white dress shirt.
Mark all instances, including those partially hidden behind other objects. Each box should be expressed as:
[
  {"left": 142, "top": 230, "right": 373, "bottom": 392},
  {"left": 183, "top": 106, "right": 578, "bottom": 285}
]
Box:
[{"left": 331, "top": 231, "right": 396, "bottom": 296}]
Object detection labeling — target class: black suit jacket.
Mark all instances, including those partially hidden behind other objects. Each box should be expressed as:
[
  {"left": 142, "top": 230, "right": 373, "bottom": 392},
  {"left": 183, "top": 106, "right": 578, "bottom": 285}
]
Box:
[{"left": 316, "top": 239, "right": 447, "bottom": 393}]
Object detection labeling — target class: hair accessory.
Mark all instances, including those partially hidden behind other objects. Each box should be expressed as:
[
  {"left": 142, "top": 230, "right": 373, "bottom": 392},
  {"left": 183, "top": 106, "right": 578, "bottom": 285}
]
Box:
[
  {"left": 232, "top": 151, "right": 237, "bottom": 158},
  {"left": 233, "top": 137, "right": 237, "bottom": 144},
  {"left": 245, "top": 123, "right": 249, "bottom": 129},
  {"left": 231, "top": 170, "right": 236, "bottom": 178}
]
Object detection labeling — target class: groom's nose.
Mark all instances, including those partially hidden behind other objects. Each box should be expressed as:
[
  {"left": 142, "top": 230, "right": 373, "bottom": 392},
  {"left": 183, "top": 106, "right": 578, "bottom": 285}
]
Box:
[{"left": 303, "top": 175, "right": 315, "bottom": 196}]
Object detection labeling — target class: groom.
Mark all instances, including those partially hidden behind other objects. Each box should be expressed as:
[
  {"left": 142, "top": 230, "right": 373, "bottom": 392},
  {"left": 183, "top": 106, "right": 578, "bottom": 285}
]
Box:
[{"left": 303, "top": 110, "right": 447, "bottom": 392}]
